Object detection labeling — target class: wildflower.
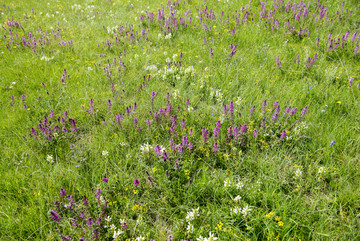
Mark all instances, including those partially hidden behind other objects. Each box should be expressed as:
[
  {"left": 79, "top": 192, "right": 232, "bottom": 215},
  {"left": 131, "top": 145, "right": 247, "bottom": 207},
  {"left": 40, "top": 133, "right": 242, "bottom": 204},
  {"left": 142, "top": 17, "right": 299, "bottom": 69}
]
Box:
[
  {"left": 187, "top": 222, "right": 194, "bottom": 233},
  {"left": 213, "top": 142, "right": 219, "bottom": 153},
  {"left": 278, "top": 221, "right": 284, "bottom": 227},
  {"left": 186, "top": 207, "right": 200, "bottom": 222},
  {"left": 196, "top": 235, "right": 205, "bottom": 241},
  {"left": 47, "top": 155, "right": 54, "bottom": 163},
  {"left": 102, "top": 150, "right": 108, "bottom": 157},
  {"left": 50, "top": 210, "right": 61, "bottom": 223},
  {"left": 60, "top": 188, "right": 66, "bottom": 197},
  {"left": 208, "top": 231, "right": 218, "bottom": 241},
  {"left": 224, "top": 178, "right": 231, "bottom": 188},
  {"left": 236, "top": 181, "right": 244, "bottom": 190},
  {"left": 318, "top": 167, "right": 325, "bottom": 174},
  {"left": 349, "top": 77, "right": 354, "bottom": 87},
  {"left": 134, "top": 179, "right": 140, "bottom": 188},
  {"left": 295, "top": 168, "right": 302, "bottom": 178},
  {"left": 102, "top": 177, "right": 108, "bottom": 183},
  {"left": 330, "top": 141, "right": 335, "bottom": 147},
  {"left": 234, "top": 195, "right": 241, "bottom": 203},
  {"left": 113, "top": 229, "right": 124, "bottom": 240},
  {"left": 140, "top": 143, "right": 152, "bottom": 153},
  {"left": 135, "top": 236, "right": 145, "bottom": 241},
  {"left": 241, "top": 205, "right": 252, "bottom": 217}
]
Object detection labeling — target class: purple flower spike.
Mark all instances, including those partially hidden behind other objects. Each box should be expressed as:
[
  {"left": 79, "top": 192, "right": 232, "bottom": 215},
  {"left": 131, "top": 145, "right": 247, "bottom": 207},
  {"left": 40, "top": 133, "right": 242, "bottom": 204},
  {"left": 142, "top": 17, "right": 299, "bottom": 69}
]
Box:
[
  {"left": 213, "top": 142, "right": 219, "bottom": 153},
  {"left": 60, "top": 188, "right": 66, "bottom": 197},
  {"left": 134, "top": 179, "right": 140, "bottom": 188},
  {"left": 83, "top": 195, "right": 89, "bottom": 205},
  {"left": 349, "top": 77, "right": 354, "bottom": 87},
  {"left": 280, "top": 130, "right": 287, "bottom": 140},
  {"left": 50, "top": 210, "right": 61, "bottom": 223}
]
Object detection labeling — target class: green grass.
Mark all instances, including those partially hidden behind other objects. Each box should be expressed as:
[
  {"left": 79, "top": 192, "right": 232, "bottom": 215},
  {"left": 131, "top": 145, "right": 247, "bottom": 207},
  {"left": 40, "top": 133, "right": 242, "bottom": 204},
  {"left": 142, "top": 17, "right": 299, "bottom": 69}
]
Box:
[{"left": 1, "top": 0, "right": 360, "bottom": 240}]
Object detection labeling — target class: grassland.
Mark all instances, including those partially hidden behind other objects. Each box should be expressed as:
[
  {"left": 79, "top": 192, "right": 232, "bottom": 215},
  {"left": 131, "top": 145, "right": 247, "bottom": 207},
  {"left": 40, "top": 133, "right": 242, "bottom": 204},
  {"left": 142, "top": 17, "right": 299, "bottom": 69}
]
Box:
[{"left": 1, "top": 0, "right": 360, "bottom": 240}]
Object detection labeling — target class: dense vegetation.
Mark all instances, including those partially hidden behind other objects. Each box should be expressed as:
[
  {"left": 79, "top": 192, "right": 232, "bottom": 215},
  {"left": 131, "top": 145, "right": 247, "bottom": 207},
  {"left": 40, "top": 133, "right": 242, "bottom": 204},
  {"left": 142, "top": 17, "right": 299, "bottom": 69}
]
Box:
[{"left": 1, "top": 0, "right": 360, "bottom": 240}]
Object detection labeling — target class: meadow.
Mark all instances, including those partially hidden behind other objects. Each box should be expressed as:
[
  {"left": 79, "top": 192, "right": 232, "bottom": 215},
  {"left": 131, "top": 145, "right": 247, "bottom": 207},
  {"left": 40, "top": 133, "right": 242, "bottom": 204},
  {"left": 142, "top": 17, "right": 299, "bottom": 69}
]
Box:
[{"left": 1, "top": 0, "right": 360, "bottom": 240}]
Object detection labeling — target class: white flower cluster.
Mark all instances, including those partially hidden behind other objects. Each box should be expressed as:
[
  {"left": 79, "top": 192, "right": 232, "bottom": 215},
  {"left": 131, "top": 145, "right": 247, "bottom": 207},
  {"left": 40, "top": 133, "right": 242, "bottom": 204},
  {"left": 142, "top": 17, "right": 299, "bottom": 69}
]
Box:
[
  {"left": 186, "top": 207, "right": 199, "bottom": 234},
  {"left": 144, "top": 65, "right": 158, "bottom": 72},
  {"left": 293, "top": 121, "right": 308, "bottom": 135},
  {"left": 105, "top": 217, "right": 124, "bottom": 240},
  {"left": 197, "top": 232, "right": 218, "bottom": 241},
  {"left": 210, "top": 88, "right": 223, "bottom": 103},
  {"left": 230, "top": 205, "right": 252, "bottom": 217},
  {"left": 140, "top": 143, "right": 152, "bottom": 153},
  {"left": 47, "top": 155, "right": 54, "bottom": 163},
  {"left": 295, "top": 167, "right": 303, "bottom": 178},
  {"left": 107, "top": 25, "right": 118, "bottom": 34},
  {"left": 102, "top": 150, "right": 109, "bottom": 157},
  {"left": 224, "top": 178, "right": 231, "bottom": 188},
  {"left": 153, "top": 65, "right": 195, "bottom": 81}
]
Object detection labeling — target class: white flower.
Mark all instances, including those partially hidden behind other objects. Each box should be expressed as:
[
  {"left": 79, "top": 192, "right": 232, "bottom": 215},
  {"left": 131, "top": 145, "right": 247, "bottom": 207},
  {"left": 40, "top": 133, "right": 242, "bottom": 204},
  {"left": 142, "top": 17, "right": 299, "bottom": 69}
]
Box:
[
  {"left": 173, "top": 89, "right": 179, "bottom": 99},
  {"left": 109, "top": 224, "right": 117, "bottom": 233},
  {"left": 105, "top": 216, "right": 111, "bottom": 223},
  {"left": 187, "top": 106, "right": 194, "bottom": 112},
  {"left": 140, "top": 143, "right": 152, "bottom": 153},
  {"left": 102, "top": 150, "right": 108, "bottom": 157},
  {"left": 186, "top": 208, "right": 200, "bottom": 222},
  {"left": 40, "top": 55, "right": 54, "bottom": 61},
  {"left": 47, "top": 155, "right": 54, "bottom": 163},
  {"left": 208, "top": 231, "right": 218, "bottom": 241},
  {"left": 318, "top": 167, "right": 325, "bottom": 174},
  {"left": 186, "top": 222, "right": 194, "bottom": 233},
  {"left": 224, "top": 178, "right": 231, "bottom": 188},
  {"left": 235, "top": 97, "right": 242, "bottom": 105},
  {"left": 295, "top": 168, "right": 302, "bottom": 178},
  {"left": 113, "top": 229, "right": 124, "bottom": 240},
  {"left": 164, "top": 33, "right": 172, "bottom": 39},
  {"left": 135, "top": 236, "right": 145, "bottom": 241},
  {"left": 172, "top": 54, "right": 178, "bottom": 61},
  {"left": 241, "top": 205, "right": 252, "bottom": 217},
  {"left": 166, "top": 57, "right": 171, "bottom": 62},
  {"left": 230, "top": 207, "right": 241, "bottom": 216},
  {"left": 234, "top": 195, "right": 241, "bottom": 203},
  {"left": 196, "top": 235, "right": 205, "bottom": 241},
  {"left": 236, "top": 181, "right": 244, "bottom": 190}
]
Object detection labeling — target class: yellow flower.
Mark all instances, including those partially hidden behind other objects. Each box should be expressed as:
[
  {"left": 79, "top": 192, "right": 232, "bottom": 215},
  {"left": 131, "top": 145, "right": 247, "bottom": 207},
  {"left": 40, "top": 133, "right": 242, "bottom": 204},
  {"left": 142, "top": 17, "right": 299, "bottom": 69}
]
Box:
[
  {"left": 278, "top": 221, "right": 284, "bottom": 227},
  {"left": 275, "top": 216, "right": 281, "bottom": 222},
  {"left": 336, "top": 101, "right": 341, "bottom": 104}
]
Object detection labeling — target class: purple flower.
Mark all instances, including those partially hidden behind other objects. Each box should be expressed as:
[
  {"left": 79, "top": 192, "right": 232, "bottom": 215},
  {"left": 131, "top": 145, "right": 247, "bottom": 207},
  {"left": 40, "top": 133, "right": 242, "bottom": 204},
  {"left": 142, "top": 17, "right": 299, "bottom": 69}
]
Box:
[
  {"left": 83, "top": 195, "right": 89, "bottom": 205},
  {"left": 87, "top": 218, "right": 93, "bottom": 227},
  {"left": 253, "top": 129, "right": 259, "bottom": 138},
  {"left": 280, "top": 130, "right": 287, "bottom": 140},
  {"left": 116, "top": 113, "right": 123, "bottom": 126},
  {"left": 276, "top": 56, "right": 282, "bottom": 67},
  {"left": 30, "top": 128, "right": 37, "bottom": 137},
  {"left": 330, "top": 140, "right": 335, "bottom": 147},
  {"left": 166, "top": 92, "right": 170, "bottom": 100},
  {"left": 21, "top": 94, "right": 26, "bottom": 102},
  {"left": 151, "top": 91, "right": 157, "bottom": 103},
  {"left": 134, "top": 179, "right": 140, "bottom": 188},
  {"left": 102, "top": 177, "right": 108, "bottom": 183},
  {"left": 301, "top": 106, "right": 308, "bottom": 117},
  {"left": 50, "top": 210, "right": 61, "bottom": 223},
  {"left": 261, "top": 100, "right": 267, "bottom": 114},
  {"left": 240, "top": 125, "right": 247, "bottom": 134},
  {"left": 202, "top": 128, "right": 209, "bottom": 143},
  {"left": 107, "top": 99, "right": 112, "bottom": 111},
  {"left": 349, "top": 77, "right": 354, "bottom": 87},
  {"left": 213, "top": 142, "right": 219, "bottom": 153},
  {"left": 60, "top": 188, "right": 66, "bottom": 197},
  {"left": 185, "top": 99, "right": 190, "bottom": 107},
  {"left": 250, "top": 106, "right": 255, "bottom": 114}
]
